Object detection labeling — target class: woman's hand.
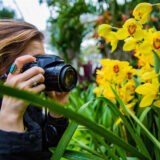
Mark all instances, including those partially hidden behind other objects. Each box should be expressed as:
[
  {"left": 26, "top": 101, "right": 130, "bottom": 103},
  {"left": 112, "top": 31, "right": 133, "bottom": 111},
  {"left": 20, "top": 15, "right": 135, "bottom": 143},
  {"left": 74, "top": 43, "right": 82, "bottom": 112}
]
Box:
[
  {"left": 46, "top": 91, "right": 70, "bottom": 118},
  {"left": 0, "top": 55, "right": 45, "bottom": 132}
]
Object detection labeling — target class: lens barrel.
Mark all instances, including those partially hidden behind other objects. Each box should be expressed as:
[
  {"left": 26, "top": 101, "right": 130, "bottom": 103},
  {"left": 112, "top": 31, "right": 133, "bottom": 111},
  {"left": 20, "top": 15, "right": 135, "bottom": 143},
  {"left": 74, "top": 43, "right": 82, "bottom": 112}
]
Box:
[
  {"left": 60, "top": 65, "right": 77, "bottom": 91},
  {"left": 44, "top": 63, "right": 77, "bottom": 91}
]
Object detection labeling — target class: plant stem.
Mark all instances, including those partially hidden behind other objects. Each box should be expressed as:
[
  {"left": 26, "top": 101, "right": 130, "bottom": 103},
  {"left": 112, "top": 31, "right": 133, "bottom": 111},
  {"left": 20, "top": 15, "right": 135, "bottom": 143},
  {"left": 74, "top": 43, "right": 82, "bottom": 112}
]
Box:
[
  {"left": 112, "top": 27, "right": 119, "bottom": 31},
  {"left": 153, "top": 3, "right": 160, "bottom": 7}
]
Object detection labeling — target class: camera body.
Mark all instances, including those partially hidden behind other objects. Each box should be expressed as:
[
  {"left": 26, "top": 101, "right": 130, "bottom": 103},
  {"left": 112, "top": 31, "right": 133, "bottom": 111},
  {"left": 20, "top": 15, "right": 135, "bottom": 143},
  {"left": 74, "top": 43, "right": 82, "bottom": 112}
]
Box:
[{"left": 22, "top": 54, "right": 77, "bottom": 92}]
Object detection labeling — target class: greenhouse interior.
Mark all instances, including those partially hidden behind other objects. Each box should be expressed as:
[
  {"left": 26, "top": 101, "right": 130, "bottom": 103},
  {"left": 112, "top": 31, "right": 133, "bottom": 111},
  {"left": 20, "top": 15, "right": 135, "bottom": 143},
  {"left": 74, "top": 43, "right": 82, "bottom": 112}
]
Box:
[{"left": 0, "top": 0, "right": 160, "bottom": 160}]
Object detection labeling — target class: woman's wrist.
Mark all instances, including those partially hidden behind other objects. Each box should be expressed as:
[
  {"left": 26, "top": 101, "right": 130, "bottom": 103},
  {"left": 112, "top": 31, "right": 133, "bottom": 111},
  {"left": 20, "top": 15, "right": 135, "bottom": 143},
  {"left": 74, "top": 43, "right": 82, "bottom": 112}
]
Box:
[{"left": 0, "top": 110, "right": 24, "bottom": 132}]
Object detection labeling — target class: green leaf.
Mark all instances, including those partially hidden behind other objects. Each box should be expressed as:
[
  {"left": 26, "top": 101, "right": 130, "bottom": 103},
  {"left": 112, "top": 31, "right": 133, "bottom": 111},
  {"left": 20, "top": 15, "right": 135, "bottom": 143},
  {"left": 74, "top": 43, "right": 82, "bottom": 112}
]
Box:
[
  {"left": 0, "top": 83, "right": 148, "bottom": 159},
  {"left": 50, "top": 148, "right": 104, "bottom": 160},
  {"left": 154, "top": 145, "right": 160, "bottom": 160},
  {"left": 51, "top": 101, "right": 92, "bottom": 160},
  {"left": 97, "top": 97, "right": 151, "bottom": 160},
  {"left": 51, "top": 122, "right": 78, "bottom": 160},
  {"left": 136, "top": 107, "right": 151, "bottom": 135},
  {"left": 111, "top": 87, "right": 160, "bottom": 151},
  {"left": 116, "top": 146, "right": 127, "bottom": 160},
  {"left": 132, "top": 76, "right": 141, "bottom": 86},
  {"left": 111, "top": 86, "right": 152, "bottom": 158},
  {"left": 158, "top": 110, "right": 160, "bottom": 141},
  {"left": 126, "top": 158, "right": 139, "bottom": 160},
  {"left": 153, "top": 50, "right": 160, "bottom": 74},
  {"left": 89, "top": 131, "right": 119, "bottom": 160},
  {"left": 71, "top": 138, "right": 103, "bottom": 157},
  {"left": 102, "top": 104, "right": 112, "bottom": 127},
  {"left": 110, "top": 87, "right": 135, "bottom": 128}
]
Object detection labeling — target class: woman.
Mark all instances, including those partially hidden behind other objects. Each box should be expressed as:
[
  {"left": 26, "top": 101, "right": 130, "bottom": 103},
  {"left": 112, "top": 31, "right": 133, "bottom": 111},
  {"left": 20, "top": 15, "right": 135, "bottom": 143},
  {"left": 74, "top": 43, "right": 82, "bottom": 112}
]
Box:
[{"left": 0, "top": 19, "right": 69, "bottom": 160}]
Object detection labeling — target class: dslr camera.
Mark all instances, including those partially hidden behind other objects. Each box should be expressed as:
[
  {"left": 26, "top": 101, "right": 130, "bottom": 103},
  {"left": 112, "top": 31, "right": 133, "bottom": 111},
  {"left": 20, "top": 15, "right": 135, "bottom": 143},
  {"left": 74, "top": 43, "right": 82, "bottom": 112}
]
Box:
[{"left": 22, "top": 54, "right": 77, "bottom": 92}]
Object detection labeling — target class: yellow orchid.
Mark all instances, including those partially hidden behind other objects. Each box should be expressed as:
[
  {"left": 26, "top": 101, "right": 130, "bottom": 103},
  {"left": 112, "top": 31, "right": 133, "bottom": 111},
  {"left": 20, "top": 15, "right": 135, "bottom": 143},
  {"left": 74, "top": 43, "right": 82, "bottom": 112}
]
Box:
[
  {"left": 101, "top": 59, "right": 136, "bottom": 84},
  {"left": 116, "top": 18, "right": 144, "bottom": 40},
  {"left": 94, "top": 58, "right": 137, "bottom": 104},
  {"left": 135, "top": 78, "right": 160, "bottom": 107},
  {"left": 138, "top": 31, "right": 160, "bottom": 56},
  {"left": 134, "top": 47, "right": 154, "bottom": 68},
  {"left": 96, "top": 69, "right": 105, "bottom": 84},
  {"left": 107, "top": 61, "right": 129, "bottom": 83},
  {"left": 140, "top": 70, "right": 158, "bottom": 83},
  {"left": 138, "top": 64, "right": 153, "bottom": 77},
  {"left": 123, "top": 65, "right": 137, "bottom": 80},
  {"left": 94, "top": 58, "right": 138, "bottom": 126},
  {"left": 153, "top": 32, "right": 160, "bottom": 53},
  {"left": 133, "top": 3, "right": 152, "bottom": 24},
  {"left": 108, "top": 32, "right": 118, "bottom": 53},
  {"left": 118, "top": 80, "right": 136, "bottom": 103},
  {"left": 98, "top": 24, "right": 118, "bottom": 53},
  {"left": 102, "top": 84, "right": 116, "bottom": 102},
  {"left": 98, "top": 24, "right": 112, "bottom": 37},
  {"left": 123, "top": 37, "right": 137, "bottom": 51},
  {"left": 138, "top": 41, "right": 152, "bottom": 56},
  {"left": 153, "top": 100, "right": 160, "bottom": 108}
]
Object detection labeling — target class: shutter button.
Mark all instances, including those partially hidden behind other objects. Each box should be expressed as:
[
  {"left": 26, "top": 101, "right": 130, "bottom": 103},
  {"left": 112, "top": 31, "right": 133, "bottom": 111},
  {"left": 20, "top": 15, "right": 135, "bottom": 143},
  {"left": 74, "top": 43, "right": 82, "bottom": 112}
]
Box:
[{"left": 29, "top": 134, "right": 36, "bottom": 142}]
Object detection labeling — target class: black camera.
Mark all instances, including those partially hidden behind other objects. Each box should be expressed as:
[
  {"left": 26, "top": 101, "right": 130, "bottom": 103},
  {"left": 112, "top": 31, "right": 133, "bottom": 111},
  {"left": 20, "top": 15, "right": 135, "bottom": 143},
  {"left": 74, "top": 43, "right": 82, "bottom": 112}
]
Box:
[{"left": 22, "top": 54, "right": 77, "bottom": 92}]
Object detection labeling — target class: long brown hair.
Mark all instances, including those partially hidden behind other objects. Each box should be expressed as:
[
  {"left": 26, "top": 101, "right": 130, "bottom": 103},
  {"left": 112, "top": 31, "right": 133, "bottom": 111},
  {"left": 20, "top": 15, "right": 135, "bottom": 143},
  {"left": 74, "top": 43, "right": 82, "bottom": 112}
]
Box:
[{"left": 0, "top": 19, "right": 44, "bottom": 75}]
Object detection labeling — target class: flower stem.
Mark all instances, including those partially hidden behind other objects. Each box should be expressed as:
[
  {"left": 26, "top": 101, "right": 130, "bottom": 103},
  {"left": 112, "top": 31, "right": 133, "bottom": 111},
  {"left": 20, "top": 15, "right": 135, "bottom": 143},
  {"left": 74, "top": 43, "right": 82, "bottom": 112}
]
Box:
[
  {"left": 153, "top": 3, "right": 160, "bottom": 7},
  {"left": 112, "top": 27, "right": 119, "bottom": 31},
  {"left": 152, "top": 49, "right": 160, "bottom": 74}
]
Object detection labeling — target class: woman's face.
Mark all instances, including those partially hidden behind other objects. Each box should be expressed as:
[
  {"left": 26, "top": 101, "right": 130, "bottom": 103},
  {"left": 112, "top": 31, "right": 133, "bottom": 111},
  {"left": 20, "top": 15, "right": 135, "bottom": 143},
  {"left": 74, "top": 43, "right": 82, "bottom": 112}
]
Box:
[{"left": 21, "top": 40, "right": 45, "bottom": 57}]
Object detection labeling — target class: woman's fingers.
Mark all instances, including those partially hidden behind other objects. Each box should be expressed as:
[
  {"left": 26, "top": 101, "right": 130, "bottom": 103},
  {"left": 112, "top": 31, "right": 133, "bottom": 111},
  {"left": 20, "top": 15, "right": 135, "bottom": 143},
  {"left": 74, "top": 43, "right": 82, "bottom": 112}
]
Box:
[
  {"left": 18, "top": 66, "right": 44, "bottom": 81},
  {"left": 8, "top": 55, "right": 36, "bottom": 77},
  {"left": 6, "top": 67, "right": 44, "bottom": 86},
  {"left": 13, "top": 55, "right": 36, "bottom": 71},
  {"left": 5, "top": 55, "right": 46, "bottom": 93},
  {"left": 29, "top": 84, "right": 45, "bottom": 93},
  {"left": 24, "top": 73, "right": 45, "bottom": 88},
  {"left": 8, "top": 73, "right": 45, "bottom": 93}
]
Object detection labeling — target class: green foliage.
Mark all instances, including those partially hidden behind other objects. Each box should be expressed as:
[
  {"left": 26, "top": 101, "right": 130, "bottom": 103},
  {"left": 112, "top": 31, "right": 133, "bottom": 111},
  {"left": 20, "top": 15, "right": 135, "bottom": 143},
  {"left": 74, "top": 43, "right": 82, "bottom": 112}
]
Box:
[
  {"left": 44, "top": 0, "right": 96, "bottom": 62},
  {"left": 0, "top": 83, "right": 148, "bottom": 159},
  {"left": 0, "top": 8, "right": 15, "bottom": 19}
]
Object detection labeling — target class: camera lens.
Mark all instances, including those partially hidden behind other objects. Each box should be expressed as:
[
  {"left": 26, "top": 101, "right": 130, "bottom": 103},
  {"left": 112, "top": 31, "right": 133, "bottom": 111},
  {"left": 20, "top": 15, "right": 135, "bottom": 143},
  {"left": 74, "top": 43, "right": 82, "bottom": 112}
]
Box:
[{"left": 60, "top": 65, "right": 77, "bottom": 91}]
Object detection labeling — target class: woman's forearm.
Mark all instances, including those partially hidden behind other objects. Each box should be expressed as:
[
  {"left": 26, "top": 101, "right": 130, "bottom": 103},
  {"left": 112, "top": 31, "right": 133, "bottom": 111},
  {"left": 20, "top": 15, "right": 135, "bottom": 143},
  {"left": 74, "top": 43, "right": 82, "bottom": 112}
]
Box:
[{"left": 0, "top": 111, "right": 24, "bottom": 132}]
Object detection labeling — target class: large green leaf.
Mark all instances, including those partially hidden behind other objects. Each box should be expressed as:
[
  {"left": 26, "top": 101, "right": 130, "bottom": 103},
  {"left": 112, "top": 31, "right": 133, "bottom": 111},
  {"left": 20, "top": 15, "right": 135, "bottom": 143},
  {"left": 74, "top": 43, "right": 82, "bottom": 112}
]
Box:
[{"left": 0, "top": 83, "right": 147, "bottom": 159}]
